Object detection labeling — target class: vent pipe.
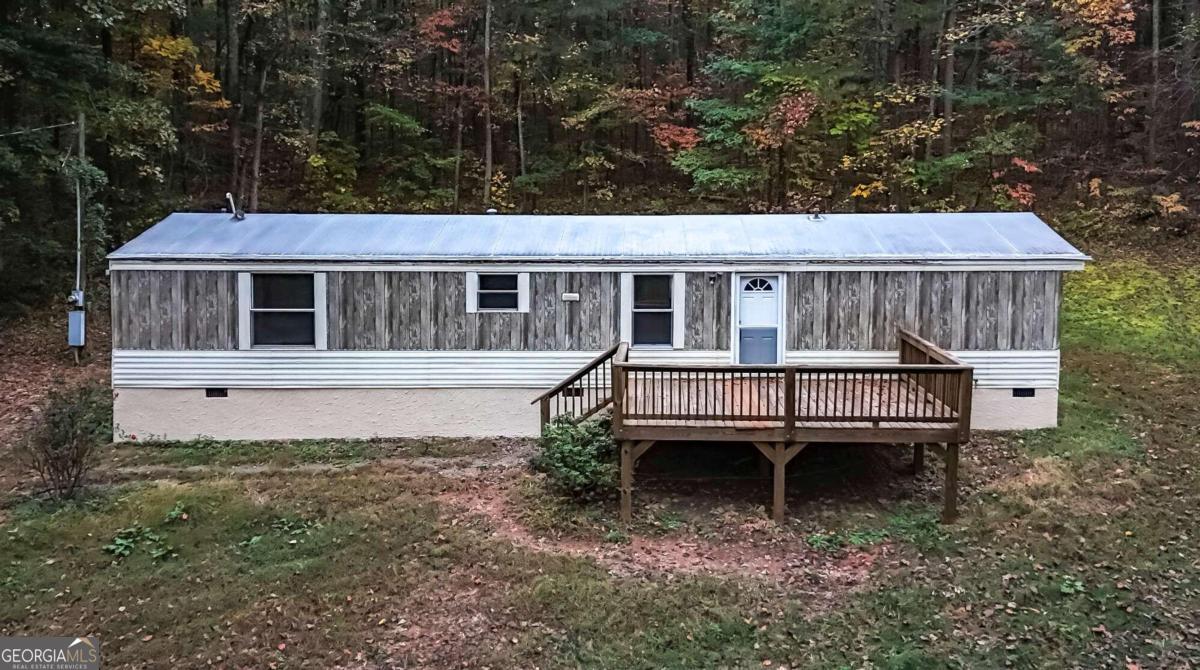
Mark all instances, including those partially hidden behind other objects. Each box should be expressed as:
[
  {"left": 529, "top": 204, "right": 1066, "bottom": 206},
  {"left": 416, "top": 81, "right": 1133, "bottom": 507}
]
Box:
[{"left": 226, "top": 192, "right": 246, "bottom": 220}]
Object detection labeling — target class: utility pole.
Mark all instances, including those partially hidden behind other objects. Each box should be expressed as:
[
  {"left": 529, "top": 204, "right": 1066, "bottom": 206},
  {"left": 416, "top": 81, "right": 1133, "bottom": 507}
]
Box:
[{"left": 68, "top": 111, "right": 87, "bottom": 363}]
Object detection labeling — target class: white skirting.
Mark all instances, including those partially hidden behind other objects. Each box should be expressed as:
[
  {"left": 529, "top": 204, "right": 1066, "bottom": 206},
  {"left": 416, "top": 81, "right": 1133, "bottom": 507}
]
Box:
[
  {"left": 112, "top": 348, "right": 1060, "bottom": 389},
  {"left": 112, "top": 385, "right": 1058, "bottom": 442}
]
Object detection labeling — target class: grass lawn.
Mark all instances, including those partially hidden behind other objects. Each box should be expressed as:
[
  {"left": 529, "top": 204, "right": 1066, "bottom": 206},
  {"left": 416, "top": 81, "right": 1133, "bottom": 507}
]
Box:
[{"left": 3, "top": 256, "right": 1200, "bottom": 668}]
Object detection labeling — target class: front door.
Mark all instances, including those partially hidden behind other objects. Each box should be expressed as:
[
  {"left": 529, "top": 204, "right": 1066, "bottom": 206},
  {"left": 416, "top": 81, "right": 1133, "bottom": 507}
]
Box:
[{"left": 738, "top": 275, "right": 780, "bottom": 364}]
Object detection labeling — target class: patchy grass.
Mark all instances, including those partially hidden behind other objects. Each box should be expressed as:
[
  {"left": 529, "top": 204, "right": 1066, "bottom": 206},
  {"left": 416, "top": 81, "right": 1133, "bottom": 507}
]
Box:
[
  {"left": 1062, "top": 257, "right": 1200, "bottom": 361},
  {"left": 108, "top": 436, "right": 509, "bottom": 468},
  {"left": 5, "top": 257, "right": 1200, "bottom": 668},
  {"left": 1017, "top": 371, "right": 1140, "bottom": 459}
]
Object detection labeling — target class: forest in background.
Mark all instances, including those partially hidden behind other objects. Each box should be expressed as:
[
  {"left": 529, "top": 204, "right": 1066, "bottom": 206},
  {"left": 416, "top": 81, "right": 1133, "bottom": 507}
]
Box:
[{"left": 2, "top": 0, "right": 1198, "bottom": 316}]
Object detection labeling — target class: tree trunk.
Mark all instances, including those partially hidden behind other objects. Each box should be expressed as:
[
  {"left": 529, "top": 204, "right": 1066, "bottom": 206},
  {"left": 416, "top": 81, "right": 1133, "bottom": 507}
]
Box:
[
  {"left": 226, "top": 0, "right": 242, "bottom": 196},
  {"left": 453, "top": 94, "right": 464, "bottom": 212},
  {"left": 481, "top": 0, "right": 494, "bottom": 206},
  {"left": 309, "top": 0, "right": 329, "bottom": 153},
  {"left": 516, "top": 75, "right": 527, "bottom": 179},
  {"left": 682, "top": 0, "right": 696, "bottom": 85},
  {"left": 1148, "top": 0, "right": 1159, "bottom": 166},
  {"left": 942, "top": 2, "right": 956, "bottom": 156},
  {"left": 1185, "top": 0, "right": 1200, "bottom": 120},
  {"left": 249, "top": 63, "right": 269, "bottom": 212}
]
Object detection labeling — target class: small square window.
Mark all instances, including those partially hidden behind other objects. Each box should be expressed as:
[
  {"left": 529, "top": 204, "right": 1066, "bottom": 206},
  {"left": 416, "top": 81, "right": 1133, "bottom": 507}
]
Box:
[{"left": 473, "top": 273, "right": 522, "bottom": 312}]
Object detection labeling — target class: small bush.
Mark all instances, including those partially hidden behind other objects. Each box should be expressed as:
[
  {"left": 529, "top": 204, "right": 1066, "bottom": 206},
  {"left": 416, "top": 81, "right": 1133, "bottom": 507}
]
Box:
[
  {"left": 18, "top": 383, "right": 112, "bottom": 500},
  {"left": 531, "top": 416, "right": 617, "bottom": 498}
]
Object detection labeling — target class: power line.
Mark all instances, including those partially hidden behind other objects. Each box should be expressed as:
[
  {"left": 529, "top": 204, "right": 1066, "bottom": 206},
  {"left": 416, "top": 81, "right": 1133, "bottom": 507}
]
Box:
[{"left": 0, "top": 121, "right": 77, "bottom": 139}]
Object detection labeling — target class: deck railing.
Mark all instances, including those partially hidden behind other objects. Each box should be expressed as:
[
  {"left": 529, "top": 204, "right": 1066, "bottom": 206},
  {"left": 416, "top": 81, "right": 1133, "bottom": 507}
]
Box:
[
  {"left": 533, "top": 342, "right": 629, "bottom": 428},
  {"left": 611, "top": 330, "right": 973, "bottom": 442}
]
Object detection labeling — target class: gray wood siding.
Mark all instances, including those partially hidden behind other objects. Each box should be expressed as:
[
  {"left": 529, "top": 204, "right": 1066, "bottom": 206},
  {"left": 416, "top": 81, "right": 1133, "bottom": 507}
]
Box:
[
  {"left": 786, "top": 270, "right": 1060, "bottom": 350},
  {"left": 111, "top": 268, "right": 1060, "bottom": 353},
  {"left": 327, "top": 271, "right": 620, "bottom": 351},
  {"left": 111, "top": 270, "right": 238, "bottom": 350},
  {"left": 684, "top": 272, "right": 732, "bottom": 350}
]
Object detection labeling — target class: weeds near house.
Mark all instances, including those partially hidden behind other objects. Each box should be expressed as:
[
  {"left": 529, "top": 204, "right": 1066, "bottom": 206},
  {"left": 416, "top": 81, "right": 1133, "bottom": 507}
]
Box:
[
  {"left": 531, "top": 416, "right": 617, "bottom": 498},
  {"left": 17, "top": 383, "right": 111, "bottom": 499}
]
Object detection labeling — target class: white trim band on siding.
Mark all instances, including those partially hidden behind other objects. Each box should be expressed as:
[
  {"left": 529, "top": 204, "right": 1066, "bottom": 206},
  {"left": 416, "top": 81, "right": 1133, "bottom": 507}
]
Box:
[
  {"left": 113, "top": 348, "right": 1061, "bottom": 389},
  {"left": 784, "top": 349, "right": 1061, "bottom": 388},
  {"left": 109, "top": 260, "right": 1087, "bottom": 273}
]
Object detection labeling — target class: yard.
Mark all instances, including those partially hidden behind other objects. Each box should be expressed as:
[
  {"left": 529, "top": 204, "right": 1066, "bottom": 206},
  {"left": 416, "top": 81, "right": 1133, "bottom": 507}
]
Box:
[{"left": 2, "top": 256, "right": 1199, "bottom": 668}]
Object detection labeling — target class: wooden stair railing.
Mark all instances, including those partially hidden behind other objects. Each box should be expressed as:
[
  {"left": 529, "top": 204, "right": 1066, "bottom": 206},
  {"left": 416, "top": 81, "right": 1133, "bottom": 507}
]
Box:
[{"left": 533, "top": 342, "right": 629, "bottom": 429}]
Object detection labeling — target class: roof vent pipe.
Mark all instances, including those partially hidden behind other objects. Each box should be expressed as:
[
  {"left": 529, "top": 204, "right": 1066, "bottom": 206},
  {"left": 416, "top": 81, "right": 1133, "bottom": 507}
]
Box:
[
  {"left": 226, "top": 192, "right": 245, "bottom": 221},
  {"left": 807, "top": 211, "right": 824, "bottom": 221}
]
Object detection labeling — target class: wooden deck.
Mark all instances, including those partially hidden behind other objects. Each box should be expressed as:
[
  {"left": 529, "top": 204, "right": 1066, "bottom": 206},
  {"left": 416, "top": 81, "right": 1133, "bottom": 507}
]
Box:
[{"left": 534, "top": 330, "right": 974, "bottom": 524}]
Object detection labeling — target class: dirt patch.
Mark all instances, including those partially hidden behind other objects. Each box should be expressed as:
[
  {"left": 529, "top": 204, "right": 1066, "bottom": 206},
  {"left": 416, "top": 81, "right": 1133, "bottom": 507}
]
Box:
[{"left": 437, "top": 473, "right": 887, "bottom": 603}]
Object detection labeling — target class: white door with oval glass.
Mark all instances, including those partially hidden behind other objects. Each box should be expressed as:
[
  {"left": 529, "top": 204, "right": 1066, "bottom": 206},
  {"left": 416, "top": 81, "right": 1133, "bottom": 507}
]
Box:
[{"left": 737, "top": 274, "right": 781, "bottom": 364}]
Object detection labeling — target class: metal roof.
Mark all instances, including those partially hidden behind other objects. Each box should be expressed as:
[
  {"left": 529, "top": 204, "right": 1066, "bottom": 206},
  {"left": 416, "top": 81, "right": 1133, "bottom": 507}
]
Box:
[{"left": 108, "top": 212, "right": 1088, "bottom": 264}]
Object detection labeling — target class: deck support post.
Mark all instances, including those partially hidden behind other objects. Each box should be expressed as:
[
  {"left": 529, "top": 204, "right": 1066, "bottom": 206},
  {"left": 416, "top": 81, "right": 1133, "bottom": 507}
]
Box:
[
  {"left": 619, "top": 440, "right": 654, "bottom": 525},
  {"left": 913, "top": 443, "right": 925, "bottom": 474},
  {"left": 942, "top": 442, "right": 959, "bottom": 523},
  {"left": 753, "top": 441, "right": 807, "bottom": 524},
  {"left": 620, "top": 441, "right": 633, "bottom": 525},
  {"left": 772, "top": 443, "right": 786, "bottom": 524}
]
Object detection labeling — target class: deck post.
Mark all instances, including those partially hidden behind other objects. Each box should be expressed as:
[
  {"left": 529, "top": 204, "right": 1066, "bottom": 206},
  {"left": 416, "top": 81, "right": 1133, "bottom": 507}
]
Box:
[
  {"left": 612, "top": 361, "right": 626, "bottom": 436},
  {"left": 942, "top": 442, "right": 959, "bottom": 523},
  {"left": 783, "top": 368, "right": 796, "bottom": 441},
  {"left": 539, "top": 397, "right": 551, "bottom": 430},
  {"left": 913, "top": 443, "right": 925, "bottom": 474},
  {"left": 772, "top": 442, "right": 786, "bottom": 524},
  {"left": 620, "top": 440, "right": 633, "bottom": 525}
]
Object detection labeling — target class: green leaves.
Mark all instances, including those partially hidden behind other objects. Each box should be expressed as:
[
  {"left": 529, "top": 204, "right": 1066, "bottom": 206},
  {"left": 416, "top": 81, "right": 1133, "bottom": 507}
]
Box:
[{"left": 531, "top": 417, "right": 618, "bottom": 498}]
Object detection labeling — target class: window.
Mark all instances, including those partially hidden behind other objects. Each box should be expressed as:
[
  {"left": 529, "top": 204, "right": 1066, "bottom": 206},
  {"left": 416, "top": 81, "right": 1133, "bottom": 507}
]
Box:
[
  {"left": 621, "top": 272, "right": 684, "bottom": 348},
  {"left": 478, "top": 273, "right": 519, "bottom": 310},
  {"left": 466, "top": 272, "right": 529, "bottom": 313},
  {"left": 238, "top": 272, "right": 327, "bottom": 349},
  {"left": 632, "top": 275, "right": 673, "bottom": 345}
]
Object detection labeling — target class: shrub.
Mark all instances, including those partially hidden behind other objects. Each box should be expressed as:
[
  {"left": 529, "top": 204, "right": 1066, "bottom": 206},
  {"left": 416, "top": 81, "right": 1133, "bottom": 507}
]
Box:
[
  {"left": 531, "top": 416, "right": 617, "bottom": 498},
  {"left": 18, "top": 383, "right": 112, "bottom": 500}
]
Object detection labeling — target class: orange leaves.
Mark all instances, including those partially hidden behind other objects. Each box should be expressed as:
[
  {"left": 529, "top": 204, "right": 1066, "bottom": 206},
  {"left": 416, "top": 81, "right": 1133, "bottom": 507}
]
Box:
[
  {"left": 745, "top": 92, "right": 818, "bottom": 150},
  {"left": 1054, "top": 0, "right": 1136, "bottom": 48},
  {"left": 419, "top": 7, "right": 464, "bottom": 54},
  {"left": 651, "top": 123, "right": 701, "bottom": 153},
  {"left": 1005, "top": 182, "right": 1036, "bottom": 207},
  {"left": 1011, "top": 157, "right": 1041, "bottom": 173}
]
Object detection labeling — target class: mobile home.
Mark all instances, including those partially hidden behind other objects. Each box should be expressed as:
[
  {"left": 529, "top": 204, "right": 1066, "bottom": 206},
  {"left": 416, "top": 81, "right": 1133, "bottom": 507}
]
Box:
[{"left": 107, "top": 212, "right": 1087, "bottom": 442}]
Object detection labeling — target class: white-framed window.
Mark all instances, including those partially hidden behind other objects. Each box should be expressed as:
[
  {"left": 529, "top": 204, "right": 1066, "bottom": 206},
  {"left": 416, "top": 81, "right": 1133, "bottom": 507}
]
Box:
[
  {"left": 466, "top": 272, "right": 530, "bottom": 313},
  {"left": 238, "top": 272, "right": 327, "bottom": 350},
  {"left": 620, "top": 272, "right": 685, "bottom": 348}
]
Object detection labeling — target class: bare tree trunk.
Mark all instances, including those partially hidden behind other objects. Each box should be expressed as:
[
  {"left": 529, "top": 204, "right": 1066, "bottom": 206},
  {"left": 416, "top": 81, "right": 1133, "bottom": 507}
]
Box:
[
  {"left": 453, "top": 94, "right": 464, "bottom": 211},
  {"left": 249, "top": 63, "right": 269, "bottom": 212},
  {"left": 309, "top": 0, "right": 329, "bottom": 153},
  {"left": 516, "top": 75, "right": 527, "bottom": 179},
  {"left": 925, "top": 6, "right": 944, "bottom": 161},
  {"left": 226, "top": 0, "right": 242, "bottom": 196},
  {"left": 682, "top": 0, "right": 696, "bottom": 85},
  {"left": 481, "top": 0, "right": 494, "bottom": 206},
  {"left": 942, "top": 2, "right": 956, "bottom": 156},
  {"left": 1185, "top": 0, "right": 1200, "bottom": 120},
  {"left": 1148, "top": 0, "right": 1160, "bottom": 165}
]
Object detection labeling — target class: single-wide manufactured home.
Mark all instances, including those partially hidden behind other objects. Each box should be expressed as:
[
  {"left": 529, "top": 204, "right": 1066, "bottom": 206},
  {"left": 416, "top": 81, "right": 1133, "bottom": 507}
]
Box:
[{"left": 107, "top": 212, "right": 1087, "bottom": 443}]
